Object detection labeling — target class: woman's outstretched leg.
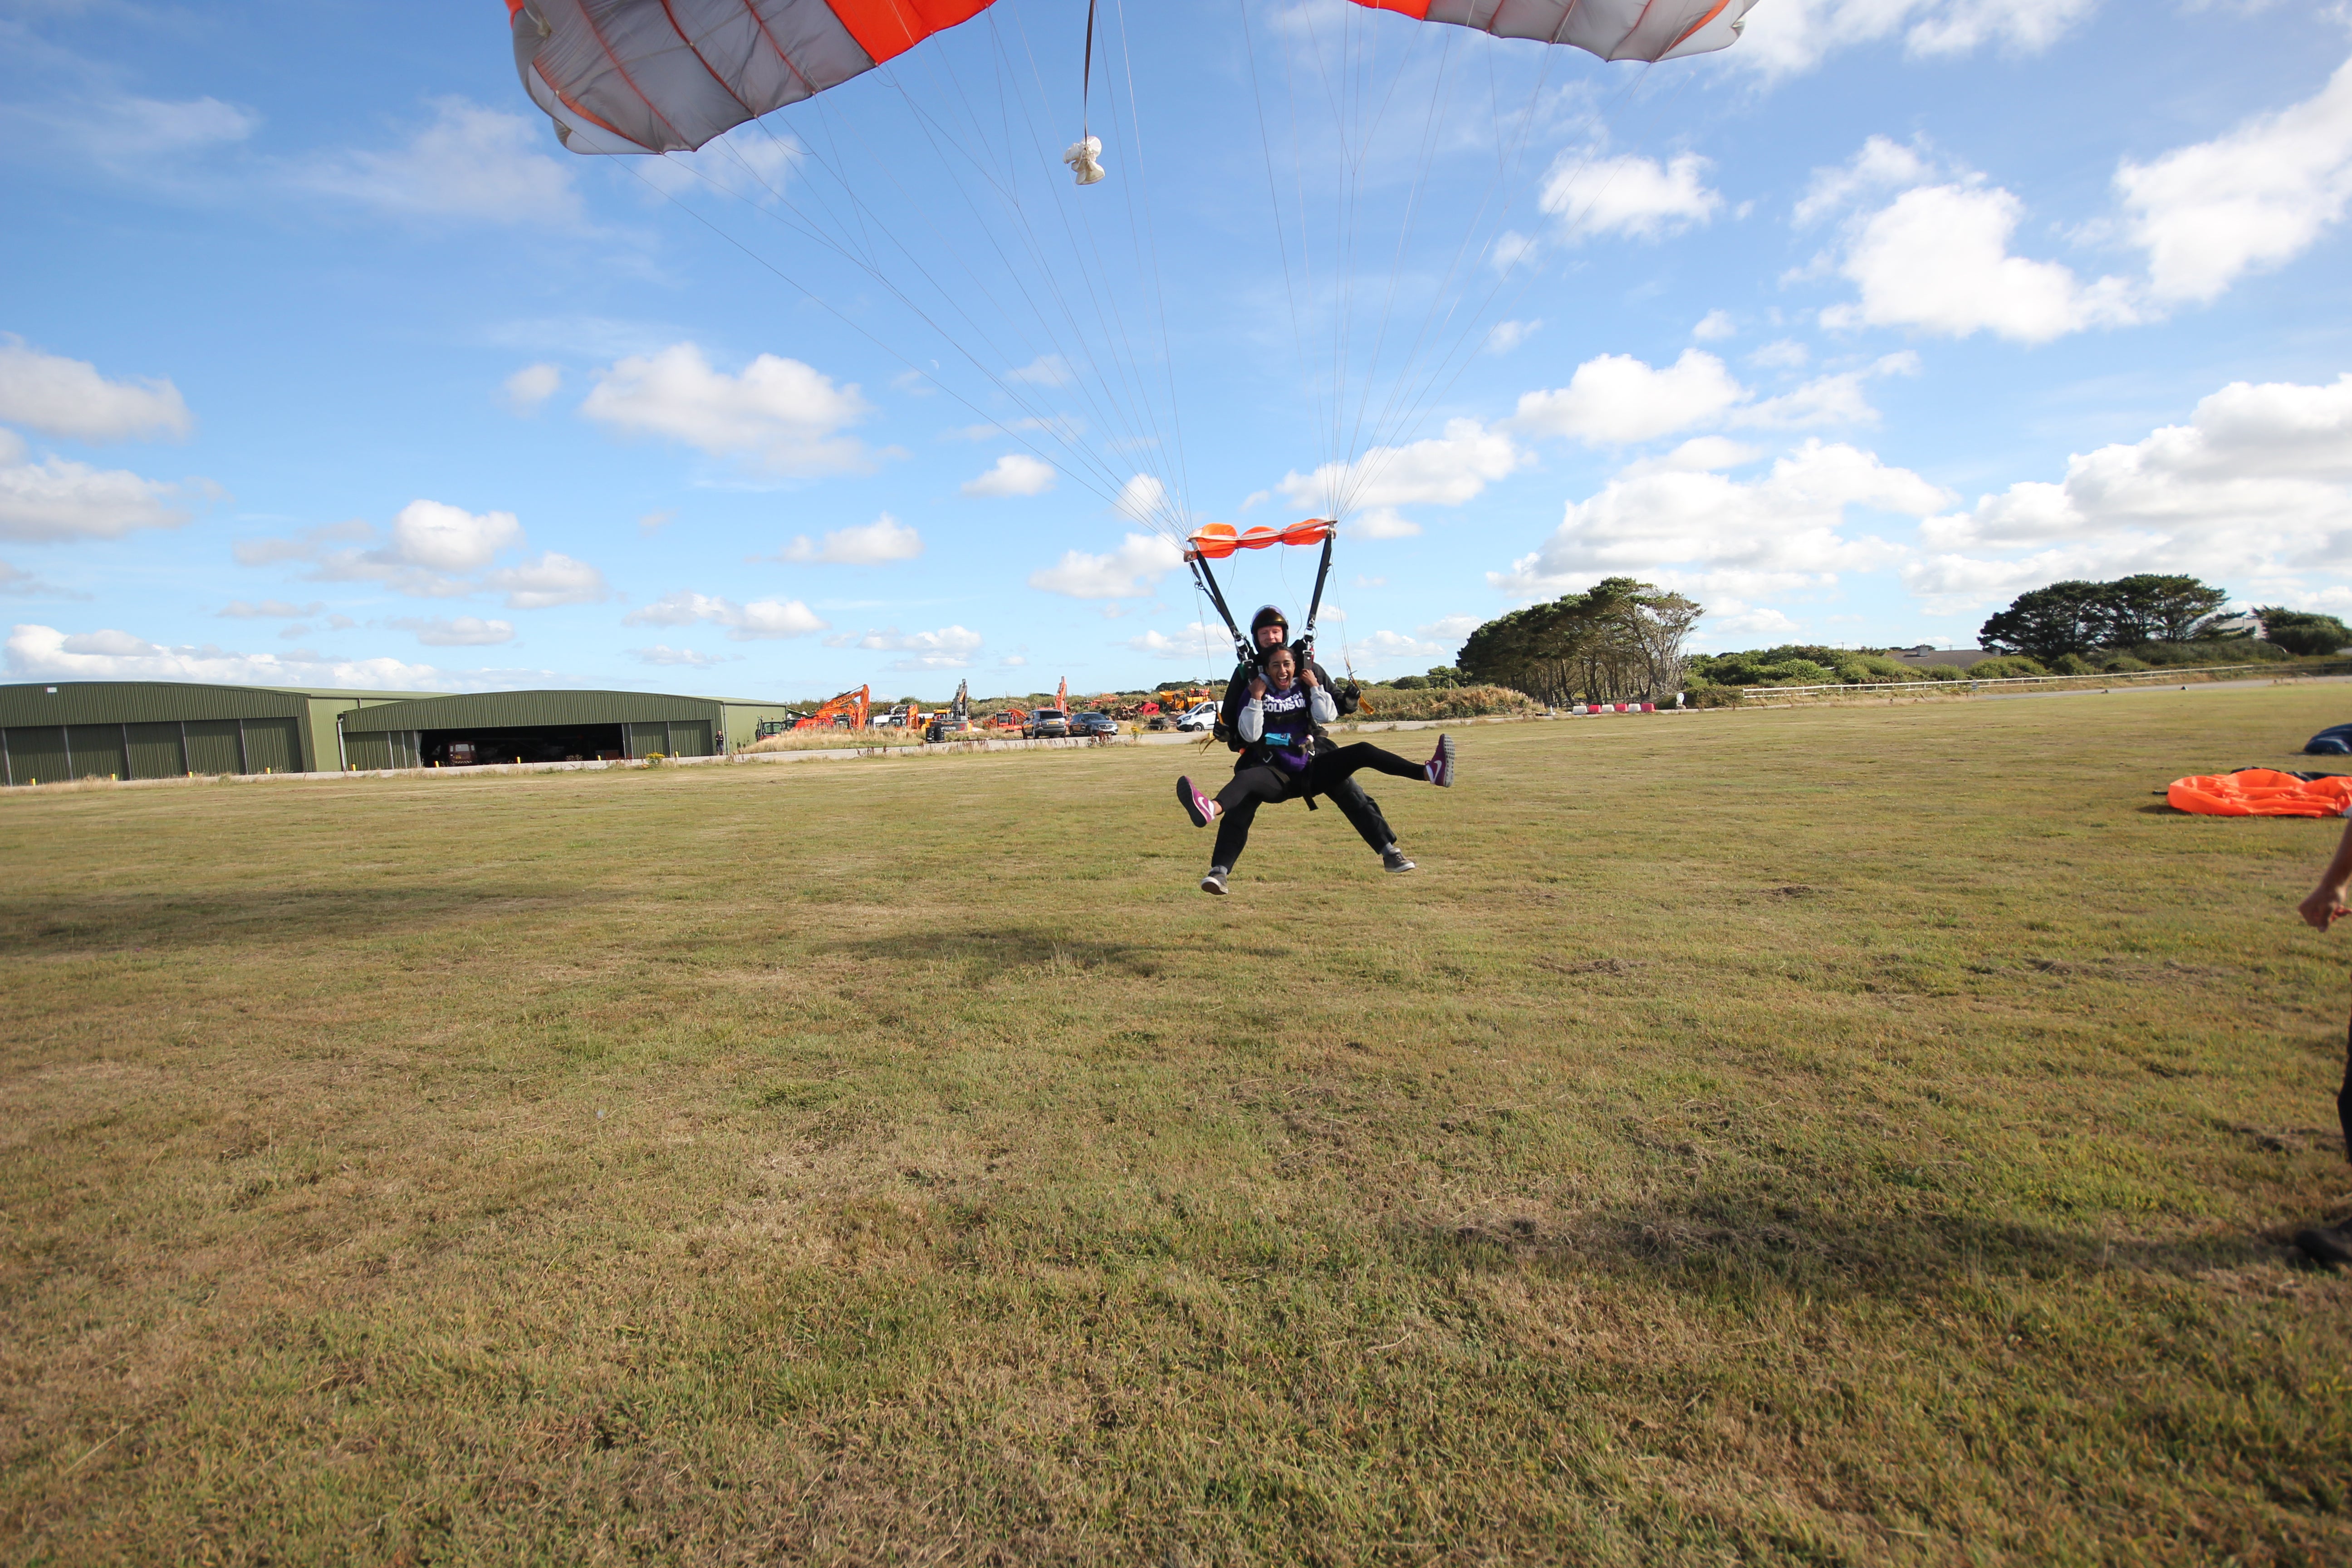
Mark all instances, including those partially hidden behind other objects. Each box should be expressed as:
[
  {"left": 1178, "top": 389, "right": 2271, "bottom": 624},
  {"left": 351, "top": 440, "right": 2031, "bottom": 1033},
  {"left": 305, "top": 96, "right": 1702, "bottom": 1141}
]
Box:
[
  {"left": 1309, "top": 735, "right": 1456, "bottom": 789},
  {"left": 1176, "top": 766, "right": 1292, "bottom": 894}
]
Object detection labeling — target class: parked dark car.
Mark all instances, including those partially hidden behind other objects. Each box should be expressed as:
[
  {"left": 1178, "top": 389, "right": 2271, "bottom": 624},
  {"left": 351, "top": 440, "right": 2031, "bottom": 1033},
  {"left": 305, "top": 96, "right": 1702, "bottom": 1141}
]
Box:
[
  {"left": 1070, "top": 711, "right": 1120, "bottom": 737},
  {"left": 925, "top": 715, "right": 974, "bottom": 742}
]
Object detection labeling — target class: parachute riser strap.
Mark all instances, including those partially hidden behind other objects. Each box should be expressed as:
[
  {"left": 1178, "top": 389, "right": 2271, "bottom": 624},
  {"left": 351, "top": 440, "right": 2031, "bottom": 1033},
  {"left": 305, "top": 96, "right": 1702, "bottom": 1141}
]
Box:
[
  {"left": 1298, "top": 530, "right": 1336, "bottom": 663},
  {"left": 1188, "top": 555, "right": 1252, "bottom": 663}
]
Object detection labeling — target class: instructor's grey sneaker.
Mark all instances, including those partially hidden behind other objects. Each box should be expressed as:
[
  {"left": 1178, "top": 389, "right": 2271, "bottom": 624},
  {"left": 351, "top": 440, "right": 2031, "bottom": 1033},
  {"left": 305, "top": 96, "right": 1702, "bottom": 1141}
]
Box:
[
  {"left": 1382, "top": 848, "right": 1416, "bottom": 873},
  {"left": 1200, "top": 865, "right": 1230, "bottom": 896},
  {"left": 1426, "top": 733, "right": 1456, "bottom": 787}
]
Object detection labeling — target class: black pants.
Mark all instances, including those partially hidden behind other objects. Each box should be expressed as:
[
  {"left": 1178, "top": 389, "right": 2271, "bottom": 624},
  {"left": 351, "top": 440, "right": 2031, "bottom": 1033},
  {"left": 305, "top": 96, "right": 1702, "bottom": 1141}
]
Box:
[
  {"left": 2340, "top": 1021, "right": 2351, "bottom": 1163},
  {"left": 1210, "top": 743, "right": 1425, "bottom": 869}
]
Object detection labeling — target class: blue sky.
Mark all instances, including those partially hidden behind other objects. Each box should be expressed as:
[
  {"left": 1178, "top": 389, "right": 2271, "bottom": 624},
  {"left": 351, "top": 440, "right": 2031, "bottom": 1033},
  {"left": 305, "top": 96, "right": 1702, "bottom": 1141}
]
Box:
[{"left": 5, "top": 0, "right": 2352, "bottom": 700}]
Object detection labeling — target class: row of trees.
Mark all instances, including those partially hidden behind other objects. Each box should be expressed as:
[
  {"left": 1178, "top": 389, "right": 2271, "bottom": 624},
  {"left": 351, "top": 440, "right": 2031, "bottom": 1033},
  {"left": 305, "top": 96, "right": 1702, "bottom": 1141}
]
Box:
[
  {"left": 1455, "top": 578, "right": 1700, "bottom": 706},
  {"left": 1977, "top": 575, "right": 2228, "bottom": 662}
]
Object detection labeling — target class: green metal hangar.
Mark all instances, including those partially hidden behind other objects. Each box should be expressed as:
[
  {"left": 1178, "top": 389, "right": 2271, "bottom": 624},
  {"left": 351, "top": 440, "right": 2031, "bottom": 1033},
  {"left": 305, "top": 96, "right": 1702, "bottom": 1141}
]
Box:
[
  {"left": 338, "top": 690, "right": 795, "bottom": 769},
  {"left": 0, "top": 682, "right": 798, "bottom": 783},
  {"left": 0, "top": 680, "right": 427, "bottom": 784}
]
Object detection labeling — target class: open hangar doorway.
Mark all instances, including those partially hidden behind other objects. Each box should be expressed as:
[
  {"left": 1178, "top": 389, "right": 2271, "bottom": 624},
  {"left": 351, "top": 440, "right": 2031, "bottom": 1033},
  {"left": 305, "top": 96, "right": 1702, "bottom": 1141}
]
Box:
[{"left": 417, "top": 717, "right": 712, "bottom": 767}]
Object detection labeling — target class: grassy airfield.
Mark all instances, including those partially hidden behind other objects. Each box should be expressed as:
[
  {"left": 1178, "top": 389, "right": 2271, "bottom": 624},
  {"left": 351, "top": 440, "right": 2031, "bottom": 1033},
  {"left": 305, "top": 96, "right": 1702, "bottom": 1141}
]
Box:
[{"left": 7, "top": 687, "right": 2352, "bottom": 1565}]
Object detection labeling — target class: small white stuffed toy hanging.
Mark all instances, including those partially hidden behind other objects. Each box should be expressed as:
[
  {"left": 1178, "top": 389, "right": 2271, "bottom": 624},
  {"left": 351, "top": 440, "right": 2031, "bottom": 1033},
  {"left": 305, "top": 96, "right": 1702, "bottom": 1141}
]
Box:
[{"left": 1064, "top": 135, "right": 1105, "bottom": 186}]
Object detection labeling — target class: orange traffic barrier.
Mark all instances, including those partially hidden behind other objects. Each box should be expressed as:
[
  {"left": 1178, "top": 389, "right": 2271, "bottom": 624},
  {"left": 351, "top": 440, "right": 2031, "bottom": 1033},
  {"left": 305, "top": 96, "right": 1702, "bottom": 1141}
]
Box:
[{"left": 2167, "top": 769, "right": 2352, "bottom": 818}]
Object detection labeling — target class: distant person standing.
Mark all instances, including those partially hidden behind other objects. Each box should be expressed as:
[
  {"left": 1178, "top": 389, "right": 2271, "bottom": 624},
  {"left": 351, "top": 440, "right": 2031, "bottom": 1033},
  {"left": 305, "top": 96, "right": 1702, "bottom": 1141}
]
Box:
[{"left": 2293, "top": 819, "right": 2352, "bottom": 1265}]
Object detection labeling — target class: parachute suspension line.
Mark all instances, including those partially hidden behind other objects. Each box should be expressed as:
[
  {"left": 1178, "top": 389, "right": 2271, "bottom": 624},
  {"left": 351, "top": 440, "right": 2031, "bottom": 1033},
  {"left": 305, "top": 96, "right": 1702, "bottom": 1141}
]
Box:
[
  {"left": 877, "top": 52, "right": 1169, "bottom": 489},
  {"left": 1240, "top": 0, "right": 1311, "bottom": 445},
  {"left": 990, "top": 4, "right": 1188, "bottom": 541},
  {"left": 1187, "top": 555, "right": 1253, "bottom": 664},
  {"left": 1329, "top": 39, "right": 1565, "bottom": 520},
  {"left": 1065, "top": 0, "right": 1105, "bottom": 182},
  {"left": 1359, "top": 60, "right": 1671, "bottom": 503},
  {"left": 693, "top": 122, "right": 1132, "bottom": 492},
  {"left": 611, "top": 157, "right": 1127, "bottom": 510},
  {"left": 1110, "top": 0, "right": 1196, "bottom": 534},
  {"left": 679, "top": 125, "right": 1156, "bottom": 514},
  {"left": 995, "top": 8, "right": 1187, "bottom": 535},
  {"left": 1332, "top": 25, "right": 1460, "bottom": 510}
]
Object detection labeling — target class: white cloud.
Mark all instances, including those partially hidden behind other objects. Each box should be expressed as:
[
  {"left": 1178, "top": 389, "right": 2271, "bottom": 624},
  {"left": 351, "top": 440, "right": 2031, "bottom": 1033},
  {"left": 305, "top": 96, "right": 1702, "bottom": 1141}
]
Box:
[
  {"left": 581, "top": 343, "right": 874, "bottom": 477},
  {"left": 483, "top": 552, "right": 611, "bottom": 608},
  {"left": 630, "top": 644, "right": 733, "bottom": 667},
  {"left": 1738, "top": 0, "right": 2099, "bottom": 80},
  {"left": 1510, "top": 350, "right": 1912, "bottom": 446},
  {"left": 233, "top": 500, "right": 606, "bottom": 606},
  {"left": 637, "top": 125, "right": 803, "bottom": 203},
  {"left": 1126, "top": 623, "right": 1228, "bottom": 660},
  {"left": 391, "top": 615, "right": 516, "bottom": 647},
  {"left": 1029, "top": 532, "right": 1181, "bottom": 599},
  {"left": 1354, "top": 629, "right": 1451, "bottom": 664},
  {"left": 0, "top": 560, "right": 81, "bottom": 599},
  {"left": 1112, "top": 473, "right": 1171, "bottom": 529},
  {"left": 1617, "top": 437, "right": 1767, "bottom": 479},
  {"left": 961, "top": 454, "right": 1057, "bottom": 498},
  {"left": 1540, "top": 150, "right": 1720, "bottom": 241},
  {"left": 1817, "top": 173, "right": 2136, "bottom": 343},
  {"left": 1743, "top": 352, "right": 1920, "bottom": 427},
  {"left": 504, "top": 363, "right": 562, "bottom": 413},
  {"left": 1794, "top": 136, "right": 1934, "bottom": 227},
  {"left": 622, "top": 591, "right": 828, "bottom": 640},
  {"left": 0, "top": 446, "right": 207, "bottom": 542},
  {"left": 1906, "top": 372, "right": 2352, "bottom": 609},
  {"left": 383, "top": 499, "right": 522, "bottom": 573},
  {"left": 1494, "top": 440, "right": 1950, "bottom": 600},
  {"left": 1510, "top": 350, "right": 1746, "bottom": 446},
  {"left": 5, "top": 622, "right": 444, "bottom": 692},
  {"left": 778, "top": 513, "right": 922, "bottom": 565},
  {"left": 0, "top": 337, "right": 193, "bottom": 441},
  {"left": 826, "top": 624, "right": 984, "bottom": 669},
  {"left": 1486, "top": 319, "right": 1542, "bottom": 355},
  {"left": 1008, "top": 354, "right": 1074, "bottom": 388},
  {"left": 1692, "top": 310, "right": 1737, "bottom": 342},
  {"left": 219, "top": 599, "right": 323, "bottom": 619},
  {"left": 1276, "top": 419, "right": 1526, "bottom": 532},
  {"left": 1749, "top": 338, "right": 1811, "bottom": 370},
  {"left": 2118, "top": 55, "right": 2352, "bottom": 305},
  {"left": 301, "top": 98, "right": 585, "bottom": 227}
]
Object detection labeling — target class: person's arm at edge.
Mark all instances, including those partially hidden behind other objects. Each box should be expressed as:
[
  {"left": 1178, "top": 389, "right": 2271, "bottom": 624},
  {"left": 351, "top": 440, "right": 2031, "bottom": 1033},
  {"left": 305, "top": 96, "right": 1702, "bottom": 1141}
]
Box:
[
  {"left": 1307, "top": 657, "right": 1359, "bottom": 716},
  {"left": 1308, "top": 684, "right": 1338, "bottom": 724},
  {"left": 2301, "top": 818, "right": 2352, "bottom": 931}
]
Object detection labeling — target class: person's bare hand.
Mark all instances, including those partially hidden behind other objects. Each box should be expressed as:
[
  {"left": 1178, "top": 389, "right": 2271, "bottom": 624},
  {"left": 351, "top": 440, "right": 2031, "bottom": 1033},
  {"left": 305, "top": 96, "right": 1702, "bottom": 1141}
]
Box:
[
  {"left": 2301, "top": 884, "right": 2350, "bottom": 931},
  {"left": 1248, "top": 674, "right": 1267, "bottom": 700},
  {"left": 1300, "top": 664, "right": 1318, "bottom": 689}
]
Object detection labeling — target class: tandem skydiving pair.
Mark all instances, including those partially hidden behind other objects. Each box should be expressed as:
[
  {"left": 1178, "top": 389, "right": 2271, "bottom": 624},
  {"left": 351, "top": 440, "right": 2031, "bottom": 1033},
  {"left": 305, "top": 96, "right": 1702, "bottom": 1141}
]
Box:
[{"left": 1175, "top": 606, "right": 1455, "bottom": 897}]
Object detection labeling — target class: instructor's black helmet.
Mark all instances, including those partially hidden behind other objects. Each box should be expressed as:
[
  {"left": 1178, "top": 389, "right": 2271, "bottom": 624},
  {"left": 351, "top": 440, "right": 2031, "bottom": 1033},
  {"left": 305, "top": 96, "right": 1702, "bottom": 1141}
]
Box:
[{"left": 1249, "top": 604, "right": 1289, "bottom": 638}]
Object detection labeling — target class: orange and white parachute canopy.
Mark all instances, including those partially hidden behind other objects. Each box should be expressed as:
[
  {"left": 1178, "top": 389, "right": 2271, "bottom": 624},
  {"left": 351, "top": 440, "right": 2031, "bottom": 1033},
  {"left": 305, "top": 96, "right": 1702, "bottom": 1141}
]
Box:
[
  {"left": 1184, "top": 519, "right": 1335, "bottom": 564},
  {"left": 507, "top": 0, "right": 1760, "bottom": 158}
]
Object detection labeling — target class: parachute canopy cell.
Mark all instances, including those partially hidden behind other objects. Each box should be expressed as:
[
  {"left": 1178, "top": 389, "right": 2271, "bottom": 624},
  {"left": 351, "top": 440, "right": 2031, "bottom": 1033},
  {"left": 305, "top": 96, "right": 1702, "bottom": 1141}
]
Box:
[
  {"left": 510, "top": 0, "right": 1763, "bottom": 160},
  {"left": 507, "top": 0, "right": 1000, "bottom": 155},
  {"left": 1346, "top": 0, "right": 1763, "bottom": 62},
  {"left": 1185, "top": 519, "right": 1335, "bottom": 563}
]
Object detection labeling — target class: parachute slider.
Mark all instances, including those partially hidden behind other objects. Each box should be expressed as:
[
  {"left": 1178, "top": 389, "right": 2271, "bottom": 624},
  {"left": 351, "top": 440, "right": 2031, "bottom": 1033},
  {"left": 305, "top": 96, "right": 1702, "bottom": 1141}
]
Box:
[
  {"left": 1064, "top": 135, "right": 1105, "bottom": 186},
  {"left": 1184, "top": 519, "right": 1334, "bottom": 563}
]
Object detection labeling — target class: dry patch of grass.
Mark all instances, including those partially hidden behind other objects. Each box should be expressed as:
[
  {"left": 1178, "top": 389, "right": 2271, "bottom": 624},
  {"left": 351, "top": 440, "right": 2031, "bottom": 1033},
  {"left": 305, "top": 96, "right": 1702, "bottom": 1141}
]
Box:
[{"left": 5, "top": 691, "right": 2352, "bottom": 1563}]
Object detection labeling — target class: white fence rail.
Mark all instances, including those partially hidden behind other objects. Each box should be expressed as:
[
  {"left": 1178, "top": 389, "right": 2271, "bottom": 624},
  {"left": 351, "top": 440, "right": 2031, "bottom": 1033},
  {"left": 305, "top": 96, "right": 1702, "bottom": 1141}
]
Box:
[{"left": 1739, "top": 660, "right": 2352, "bottom": 700}]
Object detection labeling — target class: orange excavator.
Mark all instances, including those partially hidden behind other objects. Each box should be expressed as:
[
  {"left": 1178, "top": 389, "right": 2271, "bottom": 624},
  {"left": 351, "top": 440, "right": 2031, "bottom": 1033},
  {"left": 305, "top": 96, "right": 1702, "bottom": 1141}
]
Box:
[{"left": 792, "top": 684, "right": 871, "bottom": 731}]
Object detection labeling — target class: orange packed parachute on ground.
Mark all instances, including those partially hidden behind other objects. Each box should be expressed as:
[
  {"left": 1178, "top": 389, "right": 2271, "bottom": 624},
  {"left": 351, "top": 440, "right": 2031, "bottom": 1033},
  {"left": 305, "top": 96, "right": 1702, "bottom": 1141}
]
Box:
[
  {"left": 2168, "top": 769, "right": 2352, "bottom": 818},
  {"left": 507, "top": 0, "right": 1764, "bottom": 156}
]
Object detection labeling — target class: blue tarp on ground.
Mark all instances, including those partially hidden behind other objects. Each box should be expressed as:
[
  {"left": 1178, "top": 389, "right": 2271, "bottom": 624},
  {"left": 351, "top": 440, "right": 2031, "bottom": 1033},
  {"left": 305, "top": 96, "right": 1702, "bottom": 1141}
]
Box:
[{"left": 2305, "top": 724, "right": 2352, "bottom": 755}]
